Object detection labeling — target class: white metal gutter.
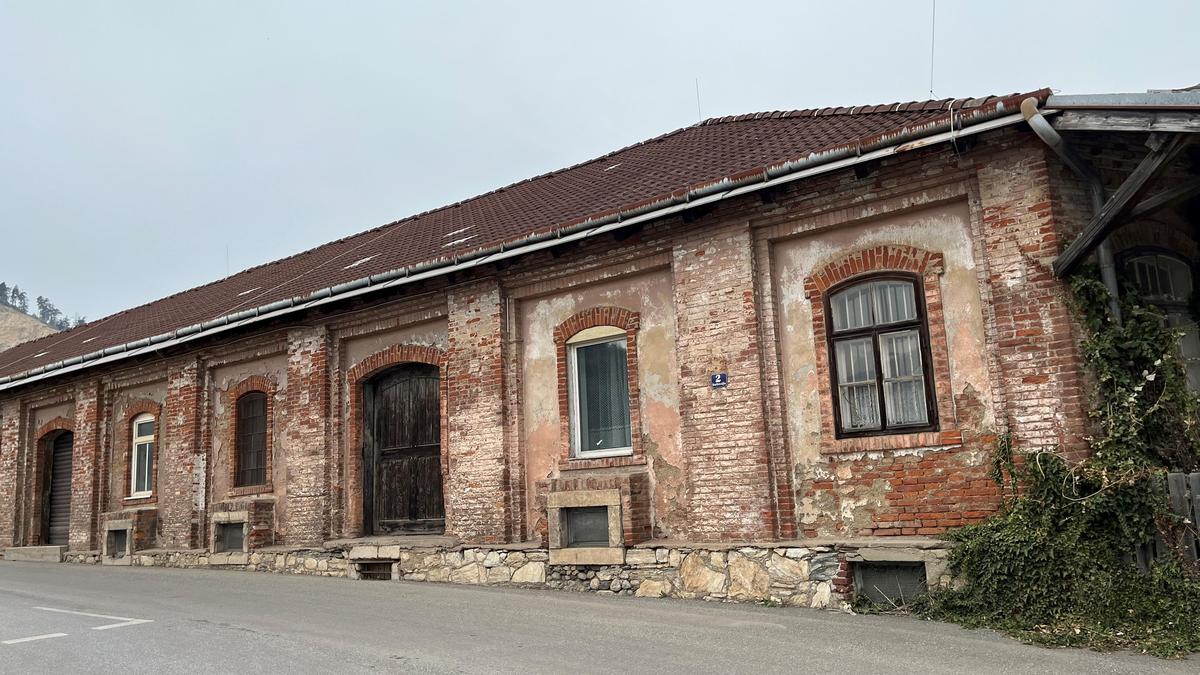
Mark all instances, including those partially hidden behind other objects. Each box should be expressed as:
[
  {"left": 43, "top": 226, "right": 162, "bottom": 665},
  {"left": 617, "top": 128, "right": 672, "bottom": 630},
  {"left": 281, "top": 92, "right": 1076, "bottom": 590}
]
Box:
[{"left": 0, "top": 109, "right": 1028, "bottom": 392}]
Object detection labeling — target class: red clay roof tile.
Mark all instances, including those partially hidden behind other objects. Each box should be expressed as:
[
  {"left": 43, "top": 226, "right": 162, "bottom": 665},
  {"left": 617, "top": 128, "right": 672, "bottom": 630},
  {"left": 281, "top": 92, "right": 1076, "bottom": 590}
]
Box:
[{"left": 0, "top": 90, "right": 1047, "bottom": 382}]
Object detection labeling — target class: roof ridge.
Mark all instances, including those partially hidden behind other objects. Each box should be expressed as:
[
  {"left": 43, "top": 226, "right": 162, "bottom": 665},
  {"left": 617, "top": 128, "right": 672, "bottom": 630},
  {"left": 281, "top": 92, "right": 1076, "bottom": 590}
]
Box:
[{"left": 698, "top": 93, "right": 1028, "bottom": 126}]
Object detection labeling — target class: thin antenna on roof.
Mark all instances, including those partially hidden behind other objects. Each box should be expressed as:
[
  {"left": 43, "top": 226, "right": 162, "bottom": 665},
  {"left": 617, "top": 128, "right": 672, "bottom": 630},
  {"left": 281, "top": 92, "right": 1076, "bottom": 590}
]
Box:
[
  {"left": 928, "top": 0, "right": 937, "bottom": 98},
  {"left": 225, "top": 244, "right": 230, "bottom": 277},
  {"left": 695, "top": 78, "right": 703, "bottom": 122}
]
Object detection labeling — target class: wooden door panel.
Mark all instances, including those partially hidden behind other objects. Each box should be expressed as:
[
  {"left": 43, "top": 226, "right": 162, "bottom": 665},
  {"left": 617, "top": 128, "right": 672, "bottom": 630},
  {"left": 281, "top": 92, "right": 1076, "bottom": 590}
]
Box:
[{"left": 364, "top": 363, "right": 443, "bottom": 534}]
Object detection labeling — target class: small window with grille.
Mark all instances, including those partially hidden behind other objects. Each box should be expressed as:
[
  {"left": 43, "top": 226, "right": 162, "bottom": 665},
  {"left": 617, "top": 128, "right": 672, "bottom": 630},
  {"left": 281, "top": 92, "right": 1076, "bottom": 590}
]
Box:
[{"left": 235, "top": 391, "right": 268, "bottom": 487}]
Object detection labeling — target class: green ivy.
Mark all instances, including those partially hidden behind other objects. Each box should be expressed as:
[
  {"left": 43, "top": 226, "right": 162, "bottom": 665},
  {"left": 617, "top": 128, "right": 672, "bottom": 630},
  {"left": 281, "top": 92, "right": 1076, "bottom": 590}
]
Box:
[{"left": 910, "top": 270, "right": 1200, "bottom": 658}]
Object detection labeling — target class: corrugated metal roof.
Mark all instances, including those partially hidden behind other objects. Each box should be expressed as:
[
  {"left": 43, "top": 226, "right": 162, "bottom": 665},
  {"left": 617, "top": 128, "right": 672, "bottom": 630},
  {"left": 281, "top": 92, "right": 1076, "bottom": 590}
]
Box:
[{"left": 0, "top": 90, "right": 1048, "bottom": 384}]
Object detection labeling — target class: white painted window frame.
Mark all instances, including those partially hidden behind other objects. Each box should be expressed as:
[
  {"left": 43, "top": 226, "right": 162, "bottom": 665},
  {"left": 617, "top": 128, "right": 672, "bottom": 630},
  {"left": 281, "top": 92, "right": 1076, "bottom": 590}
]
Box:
[
  {"left": 567, "top": 331, "right": 633, "bottom": 459},
  {"left": 129, "top": 413, "right": 155, "bottom": 498}
]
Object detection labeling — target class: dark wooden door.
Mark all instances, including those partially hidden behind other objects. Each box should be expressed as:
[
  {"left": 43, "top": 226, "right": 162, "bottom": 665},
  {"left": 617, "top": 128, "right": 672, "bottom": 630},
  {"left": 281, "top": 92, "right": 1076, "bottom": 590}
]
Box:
[
  {"left": 363, "top": 363, "right": 444, "bottom": 534},
  {"left": 44, "top": 432, "right": 73, "bottom": 546}
]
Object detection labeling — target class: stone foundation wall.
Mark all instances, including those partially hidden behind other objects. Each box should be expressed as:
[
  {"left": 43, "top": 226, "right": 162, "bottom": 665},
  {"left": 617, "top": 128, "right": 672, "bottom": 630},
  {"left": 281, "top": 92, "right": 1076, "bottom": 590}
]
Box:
[{"left": 60, "top": 541, "right": 874, "bottom": 610}]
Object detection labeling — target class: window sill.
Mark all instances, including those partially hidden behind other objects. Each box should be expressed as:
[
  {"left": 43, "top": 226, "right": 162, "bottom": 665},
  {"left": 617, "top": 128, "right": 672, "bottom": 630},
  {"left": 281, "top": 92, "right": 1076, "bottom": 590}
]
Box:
[
  {"left": 227, "top": 483, "right": 274, "bottom": 498},
  {"left": 122, "top": 495, "right": 156, "bottom": 506},
  {"left": 558, "top": 454, "right": 646, "bottom": 471},
  {"left": 820, "top": 429, "right": 962, "bottom": 455}
]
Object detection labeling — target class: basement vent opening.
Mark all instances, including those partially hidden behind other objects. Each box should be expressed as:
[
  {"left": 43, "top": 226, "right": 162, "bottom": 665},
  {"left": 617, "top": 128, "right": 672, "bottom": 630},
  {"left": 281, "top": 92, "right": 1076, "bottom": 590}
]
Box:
[
  {"left": 105, "top": 528, "right": 129, "bottom": 559},
  {"left": 355, "top": 561, "right": 394, "bottom": 581},
  {"left": 214, "top": 522, "right": 245, "bottom": 553},
  {"left": 854, "top": 561, "right": 928, "bottom": 607},
  {"left": 563, "top": 506, "right": 610, "bottom": 548}
]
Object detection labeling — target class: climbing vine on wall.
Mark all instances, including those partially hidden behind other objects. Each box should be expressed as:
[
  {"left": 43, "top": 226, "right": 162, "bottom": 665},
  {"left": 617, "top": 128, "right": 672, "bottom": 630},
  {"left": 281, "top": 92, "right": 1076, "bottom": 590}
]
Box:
[{"left": 908, "top": 270, "right": 1200, "bottom": 658}]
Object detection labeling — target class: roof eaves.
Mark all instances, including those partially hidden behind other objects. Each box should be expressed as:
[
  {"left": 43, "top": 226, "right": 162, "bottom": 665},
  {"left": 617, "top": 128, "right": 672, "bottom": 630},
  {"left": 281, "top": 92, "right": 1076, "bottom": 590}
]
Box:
[{"left": 0, "top": 89, "right": 1046, "bottom": 392}]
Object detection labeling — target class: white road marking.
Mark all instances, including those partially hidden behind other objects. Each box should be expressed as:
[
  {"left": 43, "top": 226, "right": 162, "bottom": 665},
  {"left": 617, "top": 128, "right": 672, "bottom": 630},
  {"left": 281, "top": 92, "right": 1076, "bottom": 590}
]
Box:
[
  {"left": 32, "top": 606, "right": 153, "bottom": 630},
  {"left": 3, "top": 633, "right": 68, "bottom": 645}
]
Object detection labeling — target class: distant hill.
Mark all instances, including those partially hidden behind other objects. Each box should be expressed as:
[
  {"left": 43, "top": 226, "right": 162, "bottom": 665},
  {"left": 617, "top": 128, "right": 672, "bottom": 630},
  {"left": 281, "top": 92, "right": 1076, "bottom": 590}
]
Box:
[{"left": 0, "top": 304, "right": 56, "bottom": 352}]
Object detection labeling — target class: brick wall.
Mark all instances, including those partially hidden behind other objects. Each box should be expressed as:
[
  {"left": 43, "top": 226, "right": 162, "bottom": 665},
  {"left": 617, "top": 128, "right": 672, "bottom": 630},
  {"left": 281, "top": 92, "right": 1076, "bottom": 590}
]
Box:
[
  {"left": 68, "top": 382, "right": 101, "bottom": 550},
  {"left": 0, "top": 128, "right": 1134, "bottom": 553},
  {"left": 0, "top": 399, "right": 21, "bottom": 546},
  {"left": 671, "top": 220, "right": 775, "bottom": 541},
  {"left": 160, "top": 359, "right": 201, "bottom": 548},
  {"left": 282, "top": 326, "right": 331, "bottom": 546},
  {"left": 976, "top": 145, "right": 1091, "bottom": 461},
  {"left": 445, "top": 279, "right": 509, "bottom": 543}
]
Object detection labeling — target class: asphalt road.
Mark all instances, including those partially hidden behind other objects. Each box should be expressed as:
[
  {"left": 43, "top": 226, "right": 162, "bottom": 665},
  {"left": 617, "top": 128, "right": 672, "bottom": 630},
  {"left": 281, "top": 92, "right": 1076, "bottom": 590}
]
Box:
[{"left": 0, "top": 561, "right": 1192, "bottom": 674}]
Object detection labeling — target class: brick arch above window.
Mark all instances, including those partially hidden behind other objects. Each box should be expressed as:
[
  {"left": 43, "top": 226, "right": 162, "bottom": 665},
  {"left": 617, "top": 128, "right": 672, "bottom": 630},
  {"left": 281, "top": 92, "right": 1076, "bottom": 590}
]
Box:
[
  {"left": 803, "top": 245, "right": 960, "bottom": 454},
  {"left": 117, "top": 399, "right": 163, "bottom": 504},
  {"left": 225, "top": 375, "right": 277, "bottom": 497},
  {"left": 553, "top": 306, "right": 645, "bottom": 471},
  {"left": 552, "top": 306, "right": 640, "bottom": 344},
  {"left": 804, "top": 244, "right": 944, "bottom": 299},
  {"left": 34, "top": 416, "right": 74, "bottom": 441}
]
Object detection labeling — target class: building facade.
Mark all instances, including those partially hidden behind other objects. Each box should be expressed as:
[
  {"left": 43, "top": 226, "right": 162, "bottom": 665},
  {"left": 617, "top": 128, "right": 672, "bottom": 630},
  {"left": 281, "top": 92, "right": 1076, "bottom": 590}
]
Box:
[{"left": 1, "top": 89, "right": 1196, "bottom": 605}]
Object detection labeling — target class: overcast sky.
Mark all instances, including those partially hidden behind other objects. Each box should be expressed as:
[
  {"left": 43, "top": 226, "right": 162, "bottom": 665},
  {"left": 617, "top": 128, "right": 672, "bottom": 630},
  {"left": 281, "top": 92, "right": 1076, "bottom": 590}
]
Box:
[{"left": 1, "top": 1, "right": 1197, "bottom": 322}]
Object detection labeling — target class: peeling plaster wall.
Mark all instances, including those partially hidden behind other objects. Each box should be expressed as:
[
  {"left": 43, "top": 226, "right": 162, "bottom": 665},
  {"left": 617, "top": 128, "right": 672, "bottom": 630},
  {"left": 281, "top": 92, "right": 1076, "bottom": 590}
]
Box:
[
  {"left": 209, "top": 356, "right": 287, "bottom": 505},
  {"left": 108, "top": 382, "right": 166, "bottom": 511},
  {"left": 343, "top": 320, "right": 448, "bottom": 369},
  {"left": 773, "top": 201, "right": 996, "bottom": 534},
  {"left": 518, "top": 270, "right": 686, "bottom": 536},
  {"left": 32, "top": 402, "right": 72, "bottom": 434}
]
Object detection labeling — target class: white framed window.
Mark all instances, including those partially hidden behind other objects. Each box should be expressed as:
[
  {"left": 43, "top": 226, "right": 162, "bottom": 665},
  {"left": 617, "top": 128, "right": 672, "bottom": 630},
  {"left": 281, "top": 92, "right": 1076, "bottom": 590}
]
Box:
[
  {"left": 130, "top": 413, "right": 155, "bottom": 498},
  {"left": 567, "top": 327, "right": 633, "bottom": 458}
]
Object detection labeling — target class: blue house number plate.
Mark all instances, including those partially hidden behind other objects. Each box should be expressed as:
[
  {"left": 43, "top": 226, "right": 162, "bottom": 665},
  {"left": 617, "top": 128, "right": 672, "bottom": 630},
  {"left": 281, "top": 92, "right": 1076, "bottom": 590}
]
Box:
[{"left": 711, "top": 373, "right": 729, "bottom": 388}]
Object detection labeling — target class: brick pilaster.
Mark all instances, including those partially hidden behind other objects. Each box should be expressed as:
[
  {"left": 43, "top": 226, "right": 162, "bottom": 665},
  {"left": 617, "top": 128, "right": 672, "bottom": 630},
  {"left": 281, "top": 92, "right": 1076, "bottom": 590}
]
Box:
[
  {"left": 445, "top": 278, "right": 509, "bottom": 543},
  {"left": 977, "top": 144, "right": 1090, "bottom": 460},
  {"left": 0, "top": 399, "right": 21, "bottom": 547},
  {"left": 68, "top": 382, "right": 101, "bottom": 551},
  {"left": 160, "top": 358, "right": 202, "bottom": 548},
  {"left": 283, "top": 326, "right": 331, "bottom": 546},
  {"left": 672, "top": 220, "right": 775, "bottom": 541}
]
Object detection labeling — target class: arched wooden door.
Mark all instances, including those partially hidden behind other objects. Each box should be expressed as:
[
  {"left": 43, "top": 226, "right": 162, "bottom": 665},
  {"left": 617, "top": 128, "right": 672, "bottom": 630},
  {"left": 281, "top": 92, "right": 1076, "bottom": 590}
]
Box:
[
  {"left": 362, "top": 363, "right": 444, "bottom": 534},
  {"left": 42, "top": 431, "right": 74, "bottom": 546}
]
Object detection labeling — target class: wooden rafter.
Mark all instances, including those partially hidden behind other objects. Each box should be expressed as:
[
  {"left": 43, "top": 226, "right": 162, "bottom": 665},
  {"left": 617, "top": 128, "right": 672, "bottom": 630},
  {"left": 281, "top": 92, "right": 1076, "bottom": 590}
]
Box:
[{"left": 1054, "top": 133, "right": 1193, "bottom": 276}]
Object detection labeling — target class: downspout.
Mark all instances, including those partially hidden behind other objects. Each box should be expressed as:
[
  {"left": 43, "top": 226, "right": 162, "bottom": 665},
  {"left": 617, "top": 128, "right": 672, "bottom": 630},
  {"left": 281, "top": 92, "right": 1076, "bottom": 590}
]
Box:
[{"left": 1021, "top": 98, "right": 1122, "bottom": 323}]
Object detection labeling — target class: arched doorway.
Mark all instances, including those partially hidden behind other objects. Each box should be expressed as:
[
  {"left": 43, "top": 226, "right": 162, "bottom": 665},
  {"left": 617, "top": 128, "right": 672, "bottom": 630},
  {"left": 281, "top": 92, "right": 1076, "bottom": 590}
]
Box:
[
  {"left": 362, "top": 363, "right": 444, "bottom": 534},
  {"left": 42, "top": 431, "right": 74, "bottom": 546}
]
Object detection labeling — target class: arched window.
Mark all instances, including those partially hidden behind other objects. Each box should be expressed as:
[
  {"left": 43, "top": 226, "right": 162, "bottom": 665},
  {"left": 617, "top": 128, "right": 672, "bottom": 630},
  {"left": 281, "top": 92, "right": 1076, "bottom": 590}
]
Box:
[
  {"left": 826, "top": 275, "right": 937, "bottom": 436},
  {"left": 1124, "top": 252, "right": 1200, "bottom": 390},
  {"left": 235, "top": 391, "right": 268, "bottom": 487},
  {"left": 130, "top": 413, "right": 155, "bottom": 497},
  {"left": 567, "top": 326, "right": 632, "bottom": 457}
]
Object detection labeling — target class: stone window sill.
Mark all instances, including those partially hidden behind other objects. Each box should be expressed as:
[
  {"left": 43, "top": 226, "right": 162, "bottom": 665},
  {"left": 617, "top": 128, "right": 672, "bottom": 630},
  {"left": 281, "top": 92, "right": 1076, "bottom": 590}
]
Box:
[
  {"left": 820, "top": 429, "right": 963, "bottom": 455},
  {"left": 122, "top": 495, "right": 157, "bottom": 506}
]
